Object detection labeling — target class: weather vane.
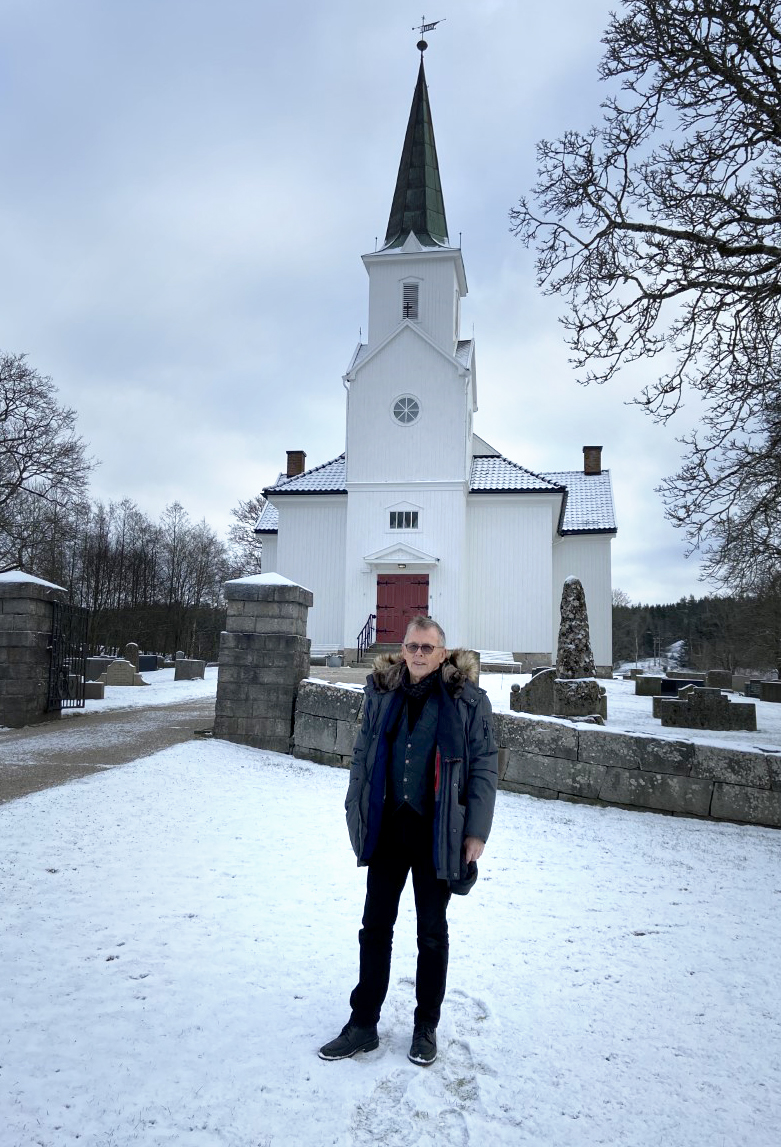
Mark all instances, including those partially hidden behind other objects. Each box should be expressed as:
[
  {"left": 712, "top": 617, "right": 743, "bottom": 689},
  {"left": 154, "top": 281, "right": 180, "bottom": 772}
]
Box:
[{"left": 413, "top": 15, "right": 445, "bottom": 54}]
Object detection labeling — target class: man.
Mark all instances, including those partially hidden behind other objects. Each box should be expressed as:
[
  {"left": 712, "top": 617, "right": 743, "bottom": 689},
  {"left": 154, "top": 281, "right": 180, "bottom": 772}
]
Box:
[{"left": 319, "top": 615, "right": 498, "bottom": 1066}]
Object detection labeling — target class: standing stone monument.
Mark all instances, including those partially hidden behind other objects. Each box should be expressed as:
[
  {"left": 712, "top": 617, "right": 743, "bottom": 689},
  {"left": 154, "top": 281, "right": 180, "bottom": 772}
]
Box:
[
  {"left": 124, "top": 641, "right": 140, "bottom": 670},
  {"left": 214, "top": 573, "right": 312, "bottom": 753},
  {"left": 512, "top": 576, "right": 607, "bottom": 720}
]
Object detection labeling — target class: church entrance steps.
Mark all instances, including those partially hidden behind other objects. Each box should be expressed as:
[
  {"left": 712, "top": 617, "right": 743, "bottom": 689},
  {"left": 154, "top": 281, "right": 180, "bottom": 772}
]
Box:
[{"left": 353, "top": 642, "right": 398, "bottom": 668}]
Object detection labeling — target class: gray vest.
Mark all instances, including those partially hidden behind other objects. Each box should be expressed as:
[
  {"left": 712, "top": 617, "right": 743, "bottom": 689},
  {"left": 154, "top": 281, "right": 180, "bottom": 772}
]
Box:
[{"left": 387, "top": 694, "right": 439, "bottom": 816}]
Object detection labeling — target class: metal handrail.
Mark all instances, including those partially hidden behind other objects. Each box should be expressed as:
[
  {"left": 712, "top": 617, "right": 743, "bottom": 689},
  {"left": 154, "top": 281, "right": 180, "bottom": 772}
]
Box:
[{"left": 357, "top": 613, "right": 376, "bottom": 661}]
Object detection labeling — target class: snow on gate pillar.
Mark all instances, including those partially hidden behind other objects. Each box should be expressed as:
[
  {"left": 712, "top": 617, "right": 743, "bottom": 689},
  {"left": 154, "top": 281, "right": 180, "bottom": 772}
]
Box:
[{"left": 214, "top": 574, "right": 312, "bottom": 753}]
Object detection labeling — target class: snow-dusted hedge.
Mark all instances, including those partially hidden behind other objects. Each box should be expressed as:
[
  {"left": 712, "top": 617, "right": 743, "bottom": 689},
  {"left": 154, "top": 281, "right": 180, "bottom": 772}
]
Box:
[{"left": 292, "top": 681, "right": 781, "bottom": 829}]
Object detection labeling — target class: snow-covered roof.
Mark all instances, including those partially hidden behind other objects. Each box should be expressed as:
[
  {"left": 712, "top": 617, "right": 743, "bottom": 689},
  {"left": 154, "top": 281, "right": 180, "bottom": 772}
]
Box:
[
  {"left": 543, "top": 469, "right": 616, "bottom": 533},
  {"left": 264, "top": 454, "right": 347, "bottom": 496},
  {"left": 254, "top": 502, "right": 280, "bottom": 533},
  {"left": 470, "top": 455, "right": 565, "bottom": 493},
  {"left": 258, "top": 452, "right": 615, "bottom": 535}
]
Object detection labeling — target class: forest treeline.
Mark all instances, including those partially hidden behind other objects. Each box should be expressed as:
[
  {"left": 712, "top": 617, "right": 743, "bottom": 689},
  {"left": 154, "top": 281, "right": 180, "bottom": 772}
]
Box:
[
  {"left": 13, "top": 496, "right": 265, "bottom": 661},
  {"left": 612, "top": 585, "right": 781, "bottom": 676}
]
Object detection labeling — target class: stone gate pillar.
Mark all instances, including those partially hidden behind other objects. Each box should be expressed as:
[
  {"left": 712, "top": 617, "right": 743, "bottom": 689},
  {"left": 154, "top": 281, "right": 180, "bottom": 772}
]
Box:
[
  {"left": 214, "top": 573, "right": 312, "bottom": 753},
  {"left": 0, "top": 572, "right": 67, "bottom": 728}
]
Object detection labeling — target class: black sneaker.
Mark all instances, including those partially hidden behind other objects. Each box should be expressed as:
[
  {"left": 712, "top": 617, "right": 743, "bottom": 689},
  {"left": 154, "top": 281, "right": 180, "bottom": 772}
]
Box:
[
  {"left": 318, "top": 1021, "right": 379, "bottom": 1061},
  {"left": 408, "top": 1023, "right": 437, "bottom": 1066}
]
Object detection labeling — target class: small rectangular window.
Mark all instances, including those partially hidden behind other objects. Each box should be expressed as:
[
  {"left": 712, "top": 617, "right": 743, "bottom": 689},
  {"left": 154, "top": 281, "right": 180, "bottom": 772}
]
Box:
[
  {"left": 390, "top": 511, "right": 418, "bottom": 529},
  {"left": 402, "top": 282, "right": 419, "bottom": 320}
]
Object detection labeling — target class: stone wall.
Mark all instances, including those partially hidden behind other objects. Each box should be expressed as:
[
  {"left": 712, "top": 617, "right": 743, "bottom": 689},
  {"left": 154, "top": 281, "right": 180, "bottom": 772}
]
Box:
[
  {"left": 291, "top": 679, "right": 781, "bottom": 829},
  {"left": 0, "top": 574, "right": 67, "bottom": 728}
]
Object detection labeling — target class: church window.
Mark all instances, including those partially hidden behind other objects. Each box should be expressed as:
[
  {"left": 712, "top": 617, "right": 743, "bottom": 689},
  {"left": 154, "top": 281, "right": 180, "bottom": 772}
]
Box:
[
  {"left": 392, "top": 395, "right": 420, "bottom": 424},
  {"left": 402, "top": 281, "right": 419, "bottom": 320},
  {"left": 390, "top": 511, "right": 418, "bottom": 530}
]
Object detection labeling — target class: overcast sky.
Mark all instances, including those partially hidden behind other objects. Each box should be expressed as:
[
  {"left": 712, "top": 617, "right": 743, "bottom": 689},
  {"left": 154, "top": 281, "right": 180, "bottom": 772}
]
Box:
[{"left": 0, "top": 0, "right": 714, "bottom": 605}]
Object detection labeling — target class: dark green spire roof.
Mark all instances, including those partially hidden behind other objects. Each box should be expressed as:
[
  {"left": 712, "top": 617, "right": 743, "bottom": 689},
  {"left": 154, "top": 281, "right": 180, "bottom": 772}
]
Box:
[{"left": 383, "top": 59, "right": 449, "bottom": 249}]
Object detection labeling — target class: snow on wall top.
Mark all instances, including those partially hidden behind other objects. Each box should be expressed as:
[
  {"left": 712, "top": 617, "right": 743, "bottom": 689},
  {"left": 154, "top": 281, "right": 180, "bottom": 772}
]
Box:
[
  {"left": 225, "top": 572, "right": 310, "bottom": 588},
  {"left": 0, "top": 570, "right": 66, "bottom": 590}
]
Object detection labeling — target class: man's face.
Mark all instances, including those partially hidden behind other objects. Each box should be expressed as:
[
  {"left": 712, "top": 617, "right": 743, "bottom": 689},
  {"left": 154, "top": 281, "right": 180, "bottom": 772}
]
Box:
[{"left": 402, "top": 626, "right": 447, "bottom": 683}]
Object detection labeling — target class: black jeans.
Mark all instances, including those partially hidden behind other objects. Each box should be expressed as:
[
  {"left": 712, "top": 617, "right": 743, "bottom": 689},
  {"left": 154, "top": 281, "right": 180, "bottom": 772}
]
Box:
[{"left": 349, "top": 804, "right": 451, "bottom": 1028}]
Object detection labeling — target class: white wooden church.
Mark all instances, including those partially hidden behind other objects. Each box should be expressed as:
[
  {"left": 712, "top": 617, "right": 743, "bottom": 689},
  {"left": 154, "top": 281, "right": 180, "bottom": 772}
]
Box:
[{"left": 256, "top": 55, "right": 616, "bottom": 669}]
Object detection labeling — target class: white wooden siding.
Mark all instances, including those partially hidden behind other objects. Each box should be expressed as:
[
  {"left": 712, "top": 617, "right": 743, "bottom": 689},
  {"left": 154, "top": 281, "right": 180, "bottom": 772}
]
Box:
[
  {"left": 364, "top": 250, "right": 464, "bottom": 352},
  {"left": 347, "top": 329, "right": 470, "bottom": 485},
  {"left": 343, "top": 485, "right": 466, "bottom": 648},
  {"left": 465, "top": 495, "right": 560, "bottom": 653},
  {"left": 552, "top": 535, "right": 613, "bottom": 667},
  {"left": 260, "top": 535, "right": 278, "bottom": 573},
  {"left": 273, "top": 496, "right": 347, "bottom": 646}
]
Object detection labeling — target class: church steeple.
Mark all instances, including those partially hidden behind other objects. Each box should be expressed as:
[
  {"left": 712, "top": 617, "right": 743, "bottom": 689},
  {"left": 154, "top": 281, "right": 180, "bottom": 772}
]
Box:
[{"left": 383, "top": 59, "right": 449, "bottom": 250}]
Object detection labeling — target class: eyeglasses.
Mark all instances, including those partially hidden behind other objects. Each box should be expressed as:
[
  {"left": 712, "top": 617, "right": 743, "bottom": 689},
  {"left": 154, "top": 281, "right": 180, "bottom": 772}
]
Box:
[{"left": 403, "top": 642, "right": 442, "bottom": 656}]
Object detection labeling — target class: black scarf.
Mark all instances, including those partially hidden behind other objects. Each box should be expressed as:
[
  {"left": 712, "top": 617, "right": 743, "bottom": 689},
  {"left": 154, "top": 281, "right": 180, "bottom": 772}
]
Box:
[{"left": 401, "top": 666, "right": 441, "bottom": 731}]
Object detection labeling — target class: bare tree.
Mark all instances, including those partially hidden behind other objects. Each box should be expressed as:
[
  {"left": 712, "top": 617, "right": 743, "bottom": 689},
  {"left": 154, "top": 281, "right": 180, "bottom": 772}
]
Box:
[
  {"left": 226, "top": 493, "right": 265, "bottom": 576},
  {"left": 0, "top": 353, "right": 94, "bottom": 569},
  {"left": 510, "top": 1, "right": 781, "bottom": 576}
]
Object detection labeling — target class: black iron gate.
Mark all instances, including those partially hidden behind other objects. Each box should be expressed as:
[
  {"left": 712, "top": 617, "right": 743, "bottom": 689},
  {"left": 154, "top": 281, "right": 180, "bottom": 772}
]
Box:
[{"left": 47, "top": 601, "right": 90, "bottom": 711}]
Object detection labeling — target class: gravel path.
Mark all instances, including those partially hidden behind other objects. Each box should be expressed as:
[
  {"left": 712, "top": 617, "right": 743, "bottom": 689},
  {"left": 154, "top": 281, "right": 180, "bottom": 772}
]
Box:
[{"left": 0, "top": 698, "right": 216, "bottom": 805}]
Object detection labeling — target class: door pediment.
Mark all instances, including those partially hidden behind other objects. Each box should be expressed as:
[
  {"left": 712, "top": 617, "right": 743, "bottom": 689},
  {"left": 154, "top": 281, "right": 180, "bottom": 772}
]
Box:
[{"left": 363, "top": 542, "right": 438, "bottom": 567}]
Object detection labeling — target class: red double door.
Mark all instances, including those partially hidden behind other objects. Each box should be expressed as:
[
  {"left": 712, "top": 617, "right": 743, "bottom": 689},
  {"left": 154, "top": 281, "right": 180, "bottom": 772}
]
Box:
[{"left": 376, "top": 575, "right": 430, "bottom": 642}]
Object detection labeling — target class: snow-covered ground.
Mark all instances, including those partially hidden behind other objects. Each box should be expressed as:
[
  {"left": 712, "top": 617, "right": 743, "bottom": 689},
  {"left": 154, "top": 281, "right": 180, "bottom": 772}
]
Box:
[
  {"left": 60, "top": 661, "right": 781, "bottom": 752},
  {"left": 479, "top": 674, "right": 781, "bottom": 753},
  {"left": 72, "top": 665, "right": 220, "bottom": 716},
  {"left": 2, "top": 739, "right": 780, "bottom": 1146}
]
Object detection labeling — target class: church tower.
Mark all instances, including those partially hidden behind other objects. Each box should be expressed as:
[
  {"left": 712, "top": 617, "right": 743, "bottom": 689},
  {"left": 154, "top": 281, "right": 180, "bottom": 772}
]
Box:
[
  {"left": 260, "top": 45, "right": 616, "bottom": 665},
  {"left": 344, "top": 55, "right": 475, "bottom": 489},
  {"left": 341, "top": 51, "right": 476, "bottom": 644}
]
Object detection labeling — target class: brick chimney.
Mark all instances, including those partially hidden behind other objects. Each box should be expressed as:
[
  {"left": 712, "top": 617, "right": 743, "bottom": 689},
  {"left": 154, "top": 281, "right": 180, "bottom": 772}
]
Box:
[
  {"left": 583, "top": 446, "right": 602, "bottom": 476},
  {"left": 286, "top": 450, "right": 306, "bottom": 478}
]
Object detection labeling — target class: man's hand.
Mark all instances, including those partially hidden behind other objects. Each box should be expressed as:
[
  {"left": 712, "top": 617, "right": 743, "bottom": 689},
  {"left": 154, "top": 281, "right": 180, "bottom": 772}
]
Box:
[{"left": 464, "top": 836, "right": 484, "bottom": 863}]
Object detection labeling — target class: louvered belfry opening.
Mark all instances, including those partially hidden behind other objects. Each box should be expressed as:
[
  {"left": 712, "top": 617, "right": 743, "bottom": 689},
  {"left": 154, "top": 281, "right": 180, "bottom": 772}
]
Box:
[{"left": 402, "top": 281, "right": 419, "bottom": 320}]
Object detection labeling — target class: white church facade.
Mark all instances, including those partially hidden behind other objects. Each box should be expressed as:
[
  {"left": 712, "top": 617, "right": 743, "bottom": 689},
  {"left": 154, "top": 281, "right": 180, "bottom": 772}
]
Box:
[{"left": 256, "top": 57, "right": 616, "bottom": 670}]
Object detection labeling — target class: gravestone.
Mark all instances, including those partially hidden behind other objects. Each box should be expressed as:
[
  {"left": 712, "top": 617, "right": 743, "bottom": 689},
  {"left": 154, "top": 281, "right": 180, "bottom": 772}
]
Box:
[
  {"left": 706, "top": 669, "right": 732, "bottom": 689},
  {"left": 138, "top": 654, "right": 158, "bottom": 672},
  {"left": 659, "top": 686, "right": 756, "bottom": 731},
  {"left": 86, "top": 656, "right": 114, "bottom": 681},
  {"left": 174, "top": 658, "right": 206, "bottom": 681},
  {"left": 102, "top": 659, "right": 148, "bottom": 687},
  {"left": 124, "top": 642, "right": 139, "bottom": 670},
  {"left": 760, "top": 682, "right": 781, "bottom": 704},
  {"left": 635, "top": 676, "right": 663, "bottom": 697},
  {"left": 510, "top": 670, "right": 554, "bottom": 714}
]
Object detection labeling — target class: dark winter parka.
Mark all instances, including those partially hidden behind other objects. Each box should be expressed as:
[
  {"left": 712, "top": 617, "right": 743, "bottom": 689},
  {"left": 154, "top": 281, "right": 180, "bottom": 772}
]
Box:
[{"left": 345, "top": 649, "right": 499, "bottom": 888}]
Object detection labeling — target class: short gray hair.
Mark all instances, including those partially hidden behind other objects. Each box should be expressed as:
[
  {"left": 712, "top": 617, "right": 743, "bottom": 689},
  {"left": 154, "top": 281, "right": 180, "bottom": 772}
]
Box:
[{"left": 404, "top": 615, "right": 446, "bottom": 647}]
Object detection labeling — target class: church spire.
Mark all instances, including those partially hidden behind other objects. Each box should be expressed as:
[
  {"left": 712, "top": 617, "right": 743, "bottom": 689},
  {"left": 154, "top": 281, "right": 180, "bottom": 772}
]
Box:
[{"left": 383, "top": 58, "right": 449, "bottom": 250}]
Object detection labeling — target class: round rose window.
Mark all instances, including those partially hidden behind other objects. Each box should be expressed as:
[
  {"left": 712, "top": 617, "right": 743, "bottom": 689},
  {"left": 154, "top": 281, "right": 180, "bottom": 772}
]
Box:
[{"left": 392, "top": 395, "right": 420, "bottom": 425}]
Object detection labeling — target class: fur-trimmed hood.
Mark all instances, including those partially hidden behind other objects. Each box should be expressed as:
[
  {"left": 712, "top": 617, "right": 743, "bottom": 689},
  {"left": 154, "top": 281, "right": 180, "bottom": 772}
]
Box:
[{"left": 370, "top": 648, "right": 481, "bottom": 695}]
